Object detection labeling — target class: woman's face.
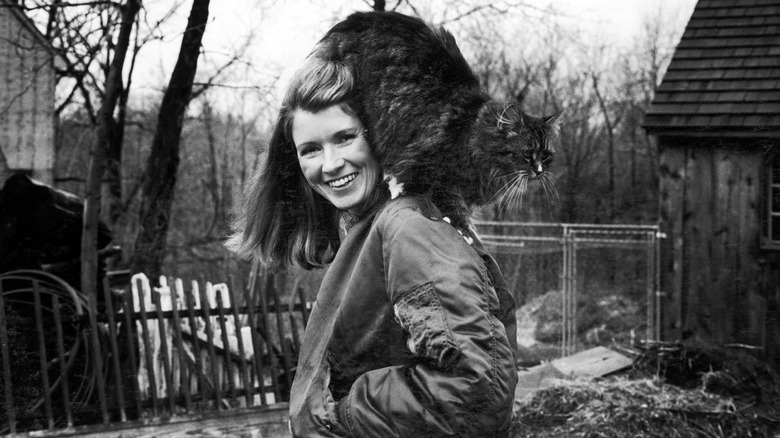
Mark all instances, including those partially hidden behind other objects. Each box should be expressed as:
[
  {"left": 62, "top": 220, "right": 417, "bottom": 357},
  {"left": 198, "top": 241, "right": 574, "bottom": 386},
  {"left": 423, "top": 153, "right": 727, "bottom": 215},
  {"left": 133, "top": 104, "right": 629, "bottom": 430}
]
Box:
[{"left": 292, "top": 105, "right": 380, "bottom": 215}]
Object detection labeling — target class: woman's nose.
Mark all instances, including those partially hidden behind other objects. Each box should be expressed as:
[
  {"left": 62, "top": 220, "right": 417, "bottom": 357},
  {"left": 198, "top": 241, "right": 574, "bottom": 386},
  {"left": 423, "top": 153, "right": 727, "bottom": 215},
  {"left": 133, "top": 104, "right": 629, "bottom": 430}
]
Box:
[{"left": 321, "top": 147, "right": 345, "bottom": 174}]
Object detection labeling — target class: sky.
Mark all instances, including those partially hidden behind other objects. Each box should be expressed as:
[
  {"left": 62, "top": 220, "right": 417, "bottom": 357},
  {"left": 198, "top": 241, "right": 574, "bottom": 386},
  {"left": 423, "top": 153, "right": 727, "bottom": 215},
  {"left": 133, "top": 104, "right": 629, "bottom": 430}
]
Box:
[
  {"left": 133, "top": 0, "right": 699, "bottom": 110},
  {"left": 202, "top": 0, "right": 699, "bottom": 62}
]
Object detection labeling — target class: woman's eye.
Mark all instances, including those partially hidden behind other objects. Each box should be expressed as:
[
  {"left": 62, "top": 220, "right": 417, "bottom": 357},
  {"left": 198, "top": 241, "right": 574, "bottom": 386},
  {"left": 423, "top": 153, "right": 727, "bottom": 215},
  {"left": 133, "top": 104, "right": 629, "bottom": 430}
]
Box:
[
  {"left": 336, "top": 134, "right": 356, "bottom": 145},
  {"left": 298, "top": 145, "right": 319, "bottom": 156}
]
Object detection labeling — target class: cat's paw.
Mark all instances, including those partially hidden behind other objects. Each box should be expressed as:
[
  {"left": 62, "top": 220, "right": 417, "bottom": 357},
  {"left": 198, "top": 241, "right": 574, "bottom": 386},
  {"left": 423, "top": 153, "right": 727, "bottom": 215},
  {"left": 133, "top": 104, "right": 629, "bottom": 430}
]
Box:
[{"left": 384, "top": 174, "right": 404, "bottom": 199}]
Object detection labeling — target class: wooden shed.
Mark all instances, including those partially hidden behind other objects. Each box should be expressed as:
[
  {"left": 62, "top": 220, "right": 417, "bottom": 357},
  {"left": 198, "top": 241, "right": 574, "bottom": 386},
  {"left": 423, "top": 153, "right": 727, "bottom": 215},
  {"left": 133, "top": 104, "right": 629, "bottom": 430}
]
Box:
[
  {"left": 0, "top": 0, "right": 59, "bottom": 184},
  {"left": 644, "top": 0, "right": 780, "bottom": 368}
]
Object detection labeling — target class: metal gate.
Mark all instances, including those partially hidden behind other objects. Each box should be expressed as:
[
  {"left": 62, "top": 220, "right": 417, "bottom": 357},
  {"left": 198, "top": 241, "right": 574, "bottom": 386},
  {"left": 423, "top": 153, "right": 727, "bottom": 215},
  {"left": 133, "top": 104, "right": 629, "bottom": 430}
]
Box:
[
  {"left": 0, "top": 268, "right": 305, "bottom": 435},
  {"left": 475, "top": 221, "right": 663, "bottom": 357}
]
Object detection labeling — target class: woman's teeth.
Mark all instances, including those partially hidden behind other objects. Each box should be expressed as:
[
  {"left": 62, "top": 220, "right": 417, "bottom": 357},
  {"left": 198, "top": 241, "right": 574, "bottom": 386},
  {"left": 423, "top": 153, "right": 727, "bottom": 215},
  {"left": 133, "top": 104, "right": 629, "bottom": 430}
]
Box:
[{"left": 329, "top": 174, "right": 356, "bottom": 188}]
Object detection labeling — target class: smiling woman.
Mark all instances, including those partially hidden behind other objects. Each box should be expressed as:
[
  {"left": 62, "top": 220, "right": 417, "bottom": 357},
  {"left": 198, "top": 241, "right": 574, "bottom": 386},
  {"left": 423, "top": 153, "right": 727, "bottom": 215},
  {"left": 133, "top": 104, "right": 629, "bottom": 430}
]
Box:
[
  {"left": 292, "top": 107, "right": 380, "bottom": 215},
  {"left": 227, "top": 11, "right": 518, "bottom": 438}
]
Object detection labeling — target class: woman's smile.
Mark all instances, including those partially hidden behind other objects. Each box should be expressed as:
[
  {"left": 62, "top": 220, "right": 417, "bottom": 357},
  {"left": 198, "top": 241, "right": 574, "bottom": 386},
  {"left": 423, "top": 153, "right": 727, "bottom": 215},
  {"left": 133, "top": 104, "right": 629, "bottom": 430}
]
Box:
[
  {"left": 327, "top": 173, "right": 357, "bottom": 189},
  {"left": 292, "top": 106, "right": 379, "bottom": 214}
]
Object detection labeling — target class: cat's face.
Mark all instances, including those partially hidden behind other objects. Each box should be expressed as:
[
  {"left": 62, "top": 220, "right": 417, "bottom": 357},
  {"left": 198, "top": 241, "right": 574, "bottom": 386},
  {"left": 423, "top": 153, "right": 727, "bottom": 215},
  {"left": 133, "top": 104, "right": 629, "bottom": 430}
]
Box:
[
  {"left": 493, "top": 104, "right": 559, "bottom": 176},
  {"left": 477, "top": 103, "right": 561, "bottom": 209}
]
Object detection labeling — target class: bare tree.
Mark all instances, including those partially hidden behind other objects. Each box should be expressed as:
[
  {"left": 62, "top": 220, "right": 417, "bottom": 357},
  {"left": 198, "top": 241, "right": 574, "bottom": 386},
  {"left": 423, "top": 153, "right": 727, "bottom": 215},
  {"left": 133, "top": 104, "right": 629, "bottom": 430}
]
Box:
[
  {"left": 24, "top": 0, "right": 189, "bottom": 228},
  {"left": 556, "top": 73, "right": 602, "bottom": 222},
  {"left": 130, "top": 0, "right": 210, "bottom": 281},
  {"left": 81, "top": 0, "right": 140, "bottom": 296},
  {"left": 627, "top": 6, "right": 686, "bottom": 188}
]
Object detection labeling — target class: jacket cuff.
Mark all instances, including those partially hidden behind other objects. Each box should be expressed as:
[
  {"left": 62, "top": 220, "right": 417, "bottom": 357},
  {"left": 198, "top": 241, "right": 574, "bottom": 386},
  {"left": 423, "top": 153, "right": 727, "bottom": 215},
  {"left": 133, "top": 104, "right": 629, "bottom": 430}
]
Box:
[{"left": 335, "top": 396, "right": 353, "bottom": 437}]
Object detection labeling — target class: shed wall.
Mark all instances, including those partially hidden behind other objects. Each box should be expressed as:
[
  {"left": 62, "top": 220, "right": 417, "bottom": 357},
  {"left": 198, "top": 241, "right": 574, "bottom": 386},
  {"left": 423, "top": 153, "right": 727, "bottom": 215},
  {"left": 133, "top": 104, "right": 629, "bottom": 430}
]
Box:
[
  {"left": 659, "top": 137, "right": 780, "bottom": 366},
  {"left": 0, "top": 6, "right": 56, "bottom": 184}
]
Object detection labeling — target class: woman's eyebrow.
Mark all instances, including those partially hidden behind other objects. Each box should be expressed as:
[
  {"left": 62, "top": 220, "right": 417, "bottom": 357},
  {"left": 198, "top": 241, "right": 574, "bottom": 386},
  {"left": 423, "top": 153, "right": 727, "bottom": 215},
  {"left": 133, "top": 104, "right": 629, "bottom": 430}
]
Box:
[{"left": 331, "top": 126, "right": 360, "bottom": 137}]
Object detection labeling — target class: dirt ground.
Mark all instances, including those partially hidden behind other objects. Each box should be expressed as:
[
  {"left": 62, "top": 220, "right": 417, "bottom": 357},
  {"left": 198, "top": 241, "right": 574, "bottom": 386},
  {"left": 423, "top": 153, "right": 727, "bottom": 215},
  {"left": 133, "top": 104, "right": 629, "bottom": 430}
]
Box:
[{"left": 18, "top": 405, "right": 291, "bottom": 438}]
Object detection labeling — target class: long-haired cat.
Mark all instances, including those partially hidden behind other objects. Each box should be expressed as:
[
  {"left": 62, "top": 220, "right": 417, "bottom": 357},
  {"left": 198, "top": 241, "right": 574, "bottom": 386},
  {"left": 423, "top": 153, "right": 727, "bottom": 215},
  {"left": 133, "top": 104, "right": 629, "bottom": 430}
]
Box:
[{"left": 314, "top": 11, "right": 560, "bottom": 229}]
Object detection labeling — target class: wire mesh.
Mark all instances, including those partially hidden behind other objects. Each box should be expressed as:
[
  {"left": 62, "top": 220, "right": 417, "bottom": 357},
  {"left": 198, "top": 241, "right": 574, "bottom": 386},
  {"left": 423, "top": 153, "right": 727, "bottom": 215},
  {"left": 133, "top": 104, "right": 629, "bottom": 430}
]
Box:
[{"left": 475, "top": 221, "right": 661, "bottom": 359}]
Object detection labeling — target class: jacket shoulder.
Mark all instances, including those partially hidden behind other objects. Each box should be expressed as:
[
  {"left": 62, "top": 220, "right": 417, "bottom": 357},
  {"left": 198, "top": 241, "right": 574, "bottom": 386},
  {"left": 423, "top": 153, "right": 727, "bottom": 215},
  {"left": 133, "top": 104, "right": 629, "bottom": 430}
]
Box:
[{"left": 375, "top": 195, "right": 442, "bottom": 224}]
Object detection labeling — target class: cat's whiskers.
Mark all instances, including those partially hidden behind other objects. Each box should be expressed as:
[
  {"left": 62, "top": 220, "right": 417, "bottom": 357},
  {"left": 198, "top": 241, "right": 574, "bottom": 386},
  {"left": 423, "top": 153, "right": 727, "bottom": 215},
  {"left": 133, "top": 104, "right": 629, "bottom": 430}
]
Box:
[
  {"left": 516, "top": 175, "right": 529, "bottom": 211},
  {"left": 488, "top": 170, "right": 524, "bottom": 205},
  {"left": 493, "top": 169, "right": 559, "bottom": 216},
  {"left": 539, "top": 173, "right": 554, "bottom": 206},
  {"left": 495, "top": 171, "right": 525, "bottom": 215},
  {"left": 501, "top": 171, "right": 529, "bottom": 215},
  {"left": 541, "top": 173, "right": 560, "bottom": 206}
]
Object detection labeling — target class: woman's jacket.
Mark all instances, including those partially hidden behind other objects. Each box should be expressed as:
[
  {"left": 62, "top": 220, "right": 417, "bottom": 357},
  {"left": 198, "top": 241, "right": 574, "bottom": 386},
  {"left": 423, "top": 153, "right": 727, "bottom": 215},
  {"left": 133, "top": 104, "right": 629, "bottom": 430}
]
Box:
[{"left": 289, "top": 195, "right": 518, "bottom": 437}]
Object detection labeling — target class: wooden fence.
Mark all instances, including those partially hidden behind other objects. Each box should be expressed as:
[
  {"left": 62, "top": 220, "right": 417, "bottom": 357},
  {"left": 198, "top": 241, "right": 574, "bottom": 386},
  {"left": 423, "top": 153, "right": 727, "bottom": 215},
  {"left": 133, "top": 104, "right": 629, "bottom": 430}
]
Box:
[{"left": 0, "top": 268, "right": 308, "bottom": 435}]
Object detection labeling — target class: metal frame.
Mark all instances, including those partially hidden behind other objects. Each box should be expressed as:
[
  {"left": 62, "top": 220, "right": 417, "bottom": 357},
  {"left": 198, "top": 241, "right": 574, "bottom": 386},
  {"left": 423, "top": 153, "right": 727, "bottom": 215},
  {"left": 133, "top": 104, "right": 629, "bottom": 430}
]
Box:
[
  {"left": 476, "top": 221, "right": 663, "bottom": 357},
  {"left": 0, "top": 269, "right": 306, "bottom": 435}
]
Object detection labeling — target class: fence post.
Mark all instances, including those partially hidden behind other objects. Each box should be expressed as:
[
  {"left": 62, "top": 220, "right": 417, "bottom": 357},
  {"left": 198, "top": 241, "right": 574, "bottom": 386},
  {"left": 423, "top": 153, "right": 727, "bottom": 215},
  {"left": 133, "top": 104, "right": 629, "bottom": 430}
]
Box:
[
  {"left": 0, "top": 286, "right": 16, "bottom": 434},
  {"left": 561, "top": 225, "right": 569, "bottom": 357},
  {"left": 170, "top": 279, "right": 193, "bottom": 413},
  {"left": 213, "top": 284, "right": 237, "bottom": 405},
  {"left": 86, "top": 290, "right": 109, "bottom": 423},
  {"left": 120, "top": 286, "right": 143, "bottom": 417},
  {"left": 654, "top": 228, "right": 663, "bottom": 341},
  {"left": 258, "top": 271, "right": 282, "bottom": 401},
  {"left": 184, "top": 281, "right": 206, "bottom": 411},
  {"left": 32, "top": 281, "right": 54, "bottom": 429},
  {"left": 51, "top": 296, "right": 73, "bottom": 428},
  {"left": 646, "top": 232, "right": 655, "bottom": 343},
  {"left": 152, "top": 277, "right": 176, "bottom": 414},
  {"left": 133, "top": 274, "right": 159, "bottom": 416},
  {"left": 198, "top": 281, "right": 223, "bottom": 409},
  {"left": 242, "top": 276, "right": 268, "bottom": 407},
  {"left": 226, "top": 281, "right": 252, "bottom": 407},
  {"left": 102, "top": 277, "right": 127, "bottom": 422}
]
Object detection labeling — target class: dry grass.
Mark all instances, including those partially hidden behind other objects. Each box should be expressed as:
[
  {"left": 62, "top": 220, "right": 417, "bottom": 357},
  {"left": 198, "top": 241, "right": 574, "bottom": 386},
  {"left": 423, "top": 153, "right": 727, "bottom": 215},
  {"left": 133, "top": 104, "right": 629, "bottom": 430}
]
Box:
[{"left": 512, "top": 342, "right": 780, "bottom": 437}]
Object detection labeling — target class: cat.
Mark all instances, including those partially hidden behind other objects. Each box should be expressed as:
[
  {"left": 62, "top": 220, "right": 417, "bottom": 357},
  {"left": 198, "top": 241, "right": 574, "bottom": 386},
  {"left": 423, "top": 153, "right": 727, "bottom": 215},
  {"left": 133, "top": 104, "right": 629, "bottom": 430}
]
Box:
[{"left": 314, "top": 11, "right": 560, "bottom": 230}]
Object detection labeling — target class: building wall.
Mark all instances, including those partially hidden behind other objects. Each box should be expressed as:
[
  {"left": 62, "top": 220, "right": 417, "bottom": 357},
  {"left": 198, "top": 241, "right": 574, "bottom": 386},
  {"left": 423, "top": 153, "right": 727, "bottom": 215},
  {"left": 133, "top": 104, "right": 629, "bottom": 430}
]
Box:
[
  {"left": 659, "top": 136, "right": 780, "bottom": 367},
  {"left": 0, "top": 5, "right": 56, "bottom": 185}
]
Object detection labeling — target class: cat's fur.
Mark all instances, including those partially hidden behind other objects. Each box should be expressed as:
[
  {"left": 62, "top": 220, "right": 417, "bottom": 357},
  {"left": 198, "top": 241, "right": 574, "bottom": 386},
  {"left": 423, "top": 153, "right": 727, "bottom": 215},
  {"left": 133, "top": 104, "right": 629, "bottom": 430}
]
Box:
[{"left": 315, "top": 11, "right": 560, "bottom": 229}]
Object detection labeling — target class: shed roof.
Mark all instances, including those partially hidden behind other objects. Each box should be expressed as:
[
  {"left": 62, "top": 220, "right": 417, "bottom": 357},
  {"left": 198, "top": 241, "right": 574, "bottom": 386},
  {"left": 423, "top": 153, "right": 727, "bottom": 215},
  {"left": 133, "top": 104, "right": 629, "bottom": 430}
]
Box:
[
  {"left": 0, "top": 0, "right": 65, "bottom": 65},
  {"left": 644, "top": 0, "right": 780, "bottom": 136}
]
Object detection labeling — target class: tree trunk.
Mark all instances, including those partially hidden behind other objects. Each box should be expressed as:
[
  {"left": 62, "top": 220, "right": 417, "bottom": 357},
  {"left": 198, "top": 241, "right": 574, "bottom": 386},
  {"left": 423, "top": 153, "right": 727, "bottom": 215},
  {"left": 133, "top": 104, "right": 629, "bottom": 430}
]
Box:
[
  {"left": 102, "top": 116, "right": 124, "bottom": 225},
  {"left": 130, "top": 0, "right": 210, "bottom": 281},
  {"left": 591, "top": 73, "right": 616, "bottom": 220},
  {"left": 81, "top": 0, "right": 140, "bottom": 295}
]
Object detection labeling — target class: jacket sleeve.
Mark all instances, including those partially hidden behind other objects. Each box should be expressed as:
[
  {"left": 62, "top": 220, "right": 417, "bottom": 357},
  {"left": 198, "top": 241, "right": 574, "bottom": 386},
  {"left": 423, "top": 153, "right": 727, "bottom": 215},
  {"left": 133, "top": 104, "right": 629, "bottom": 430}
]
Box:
[{"left": 334, "top": 206, "right": 517, "bottom": 438}]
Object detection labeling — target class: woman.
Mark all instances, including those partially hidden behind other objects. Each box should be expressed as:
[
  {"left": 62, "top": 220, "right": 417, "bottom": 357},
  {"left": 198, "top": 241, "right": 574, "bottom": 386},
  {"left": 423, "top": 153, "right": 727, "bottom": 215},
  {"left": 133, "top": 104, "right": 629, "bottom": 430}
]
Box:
[{"left": 229, "top": 48, "right": 517, "bottom": 438}]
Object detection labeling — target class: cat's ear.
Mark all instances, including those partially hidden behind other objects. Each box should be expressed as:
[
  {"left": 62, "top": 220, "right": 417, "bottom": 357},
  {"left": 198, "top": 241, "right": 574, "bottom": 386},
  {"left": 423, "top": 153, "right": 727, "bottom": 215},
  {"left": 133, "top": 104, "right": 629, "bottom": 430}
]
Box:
[{"left": 544, "top": 111, "right": 562, "bottom": 126}]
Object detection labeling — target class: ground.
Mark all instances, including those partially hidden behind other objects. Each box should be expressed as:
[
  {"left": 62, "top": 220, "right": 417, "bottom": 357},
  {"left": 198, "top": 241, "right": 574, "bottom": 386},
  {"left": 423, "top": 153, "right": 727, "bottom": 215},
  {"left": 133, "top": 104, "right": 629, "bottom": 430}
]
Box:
[{"left": 512, "top": 341, "right": 780, "bottom": 437}]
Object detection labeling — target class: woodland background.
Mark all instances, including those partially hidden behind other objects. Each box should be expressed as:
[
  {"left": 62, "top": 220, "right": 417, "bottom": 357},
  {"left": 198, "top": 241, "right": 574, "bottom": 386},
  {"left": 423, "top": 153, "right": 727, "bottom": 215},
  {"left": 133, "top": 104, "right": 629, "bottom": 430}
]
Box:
[{"left": 18, "top": 0, "right": 694, "bottom": 288}]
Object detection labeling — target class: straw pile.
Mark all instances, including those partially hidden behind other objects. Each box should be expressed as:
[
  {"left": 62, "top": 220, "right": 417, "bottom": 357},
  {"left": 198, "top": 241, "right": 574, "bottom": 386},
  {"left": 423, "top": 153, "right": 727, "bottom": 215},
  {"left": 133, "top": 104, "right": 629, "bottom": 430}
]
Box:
[{"left": 512, "top": 342, "right": 780, "bottom": 437}]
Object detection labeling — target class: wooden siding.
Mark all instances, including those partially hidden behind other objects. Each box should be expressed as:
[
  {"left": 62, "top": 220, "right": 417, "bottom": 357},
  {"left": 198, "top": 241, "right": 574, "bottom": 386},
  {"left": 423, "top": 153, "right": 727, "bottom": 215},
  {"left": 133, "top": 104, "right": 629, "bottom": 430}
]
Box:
[
  {"left": 0, "top": 3, "right": 56, "bottom": 184},
  {"left": 645, "top": 0, "right": 780, "bottom": 134},
  {"left": 659, "top": 138, "right": 778, "bottom": 358}
]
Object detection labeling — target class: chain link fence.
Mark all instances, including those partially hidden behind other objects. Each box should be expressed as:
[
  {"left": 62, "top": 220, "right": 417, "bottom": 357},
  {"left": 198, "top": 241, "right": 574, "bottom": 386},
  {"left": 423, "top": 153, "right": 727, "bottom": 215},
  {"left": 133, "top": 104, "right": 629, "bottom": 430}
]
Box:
[{"left": 475, "top": 221, "right": 662, "bottom": 360}]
